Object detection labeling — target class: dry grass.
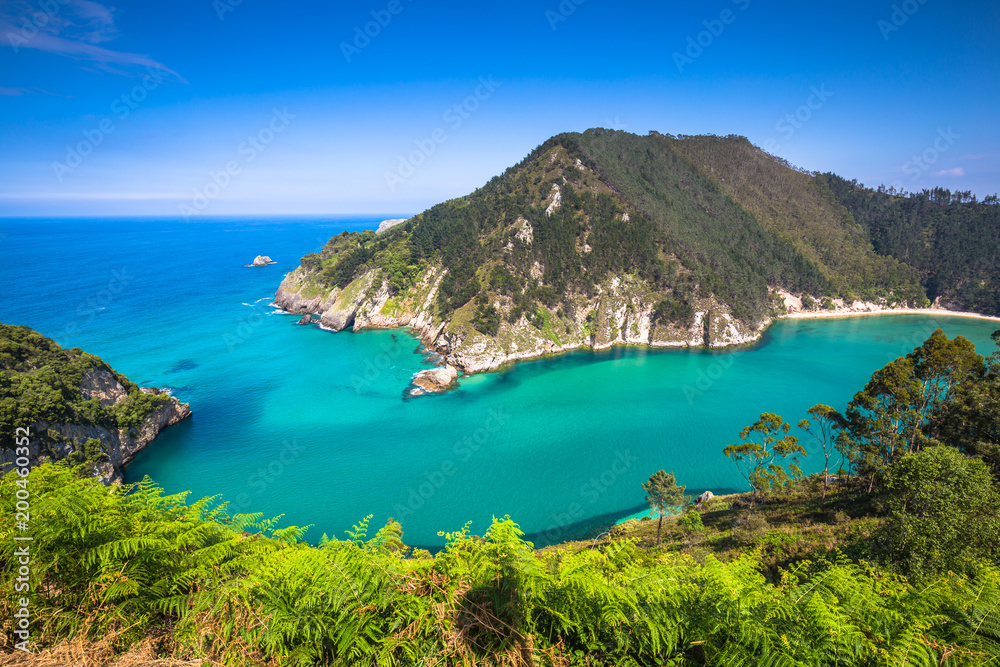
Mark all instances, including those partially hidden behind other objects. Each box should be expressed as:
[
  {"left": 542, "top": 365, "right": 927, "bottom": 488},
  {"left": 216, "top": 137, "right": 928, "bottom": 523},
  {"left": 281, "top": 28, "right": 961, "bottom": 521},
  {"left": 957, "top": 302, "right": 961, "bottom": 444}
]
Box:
[{"left": 0, "top": 638, "right": 209, "bottom": 667}]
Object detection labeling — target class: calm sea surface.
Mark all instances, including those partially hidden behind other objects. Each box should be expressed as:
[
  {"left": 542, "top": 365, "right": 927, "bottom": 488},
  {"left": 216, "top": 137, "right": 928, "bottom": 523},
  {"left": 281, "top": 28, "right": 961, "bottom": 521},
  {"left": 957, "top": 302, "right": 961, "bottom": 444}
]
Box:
[{"left": 2, "top": 217, "right": 997, "bottom": 548}]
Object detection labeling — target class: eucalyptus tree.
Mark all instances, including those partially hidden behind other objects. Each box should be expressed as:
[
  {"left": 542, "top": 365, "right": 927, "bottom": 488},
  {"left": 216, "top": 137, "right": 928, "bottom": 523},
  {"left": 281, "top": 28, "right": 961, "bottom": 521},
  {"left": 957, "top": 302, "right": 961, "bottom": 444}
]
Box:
[
  {"left": 798, "top": 404, "right": 846, "bottom": 501},
  {"left": 723, "top": 413, "right": 806, "bottom": 500}
]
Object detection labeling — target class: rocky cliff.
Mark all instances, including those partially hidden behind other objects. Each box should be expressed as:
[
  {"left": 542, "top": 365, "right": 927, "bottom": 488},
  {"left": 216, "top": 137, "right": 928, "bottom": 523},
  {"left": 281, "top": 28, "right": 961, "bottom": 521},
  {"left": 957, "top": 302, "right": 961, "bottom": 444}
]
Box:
[
  {"left": 0, "top": 324, "right": 192, "bottom": 483},
  {"left": 275, "top": 262, "right": 762, "bottom": 375}
]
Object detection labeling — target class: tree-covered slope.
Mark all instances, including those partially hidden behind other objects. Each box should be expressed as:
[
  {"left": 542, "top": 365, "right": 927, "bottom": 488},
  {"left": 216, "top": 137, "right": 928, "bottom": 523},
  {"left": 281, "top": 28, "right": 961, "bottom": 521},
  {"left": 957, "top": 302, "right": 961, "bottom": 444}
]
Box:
[
  {"left": 275, "top": 129, "right": 997, "bottom": 375},
  {"left": 822, "top": 174, "right": 1000, "bottom": 314},
  {"left": 0, "top": 323, "right": 191, "bottom": 482},
  {"left": 663, "top": 133, "right": 925, "bottom": 301}
]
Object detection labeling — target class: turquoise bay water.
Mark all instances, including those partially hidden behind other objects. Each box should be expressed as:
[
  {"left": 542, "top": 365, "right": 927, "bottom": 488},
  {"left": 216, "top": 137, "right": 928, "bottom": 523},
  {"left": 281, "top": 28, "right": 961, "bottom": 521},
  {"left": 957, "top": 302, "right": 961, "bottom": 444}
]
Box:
[{"left": 2, "top": 217, "right": 998, "bottom": 548}]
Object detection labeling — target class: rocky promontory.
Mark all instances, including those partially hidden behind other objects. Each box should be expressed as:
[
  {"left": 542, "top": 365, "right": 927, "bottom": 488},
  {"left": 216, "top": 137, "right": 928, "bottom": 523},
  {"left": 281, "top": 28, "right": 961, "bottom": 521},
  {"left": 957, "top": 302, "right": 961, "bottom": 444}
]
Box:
[
  {"left": 273, "top": 129, "right": 954, "bottom": 383},
  {"left": 0, "top": 324, "right": 192, "bottom": 484}
]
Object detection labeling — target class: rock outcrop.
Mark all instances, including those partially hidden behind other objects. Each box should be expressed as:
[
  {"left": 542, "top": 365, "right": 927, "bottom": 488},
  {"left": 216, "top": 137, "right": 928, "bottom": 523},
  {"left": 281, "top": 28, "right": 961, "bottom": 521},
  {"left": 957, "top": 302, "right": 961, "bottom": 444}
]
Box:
[
  {"left": 275, "top": 264, "right": 763, "bottom": 379},
  {"left": 247, "top": 255, "right": 276, "bottom": 267},
  {"left": 297, "top": 314, "right": 314, "bottom": 325},
  {"left": 0, "top": 393, "right": 191, "bottom": 484},
  {"left": 376, "top": 218, "right": 408, "bottom": 234},
  {"left": 409, "top": 365, "right": 460, "bottom": 395}
]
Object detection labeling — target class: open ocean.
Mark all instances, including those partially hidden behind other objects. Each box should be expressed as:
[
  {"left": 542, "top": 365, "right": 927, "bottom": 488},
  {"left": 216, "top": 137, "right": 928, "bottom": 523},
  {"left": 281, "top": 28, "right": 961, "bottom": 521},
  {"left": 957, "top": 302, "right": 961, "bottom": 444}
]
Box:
[{"left": 2, "top": 216, "right": 998, "bottom": 548}]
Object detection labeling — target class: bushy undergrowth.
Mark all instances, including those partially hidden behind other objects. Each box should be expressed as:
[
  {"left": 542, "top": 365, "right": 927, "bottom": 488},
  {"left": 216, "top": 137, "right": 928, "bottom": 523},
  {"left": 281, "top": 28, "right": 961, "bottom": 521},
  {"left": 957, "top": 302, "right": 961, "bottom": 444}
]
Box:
[{"left": 2, "top": 463, "right": 999, "bottom": 666}]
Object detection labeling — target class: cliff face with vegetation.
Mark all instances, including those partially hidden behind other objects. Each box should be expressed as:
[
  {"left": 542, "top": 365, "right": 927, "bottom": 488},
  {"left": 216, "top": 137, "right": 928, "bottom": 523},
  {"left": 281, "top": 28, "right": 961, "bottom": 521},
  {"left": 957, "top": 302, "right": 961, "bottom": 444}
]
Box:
[
  {"left": 0, "top": 324, "right": 191, "bottom": 483},
  {"left": 275, "top": 129, "right": 996, "bottom": 372}
]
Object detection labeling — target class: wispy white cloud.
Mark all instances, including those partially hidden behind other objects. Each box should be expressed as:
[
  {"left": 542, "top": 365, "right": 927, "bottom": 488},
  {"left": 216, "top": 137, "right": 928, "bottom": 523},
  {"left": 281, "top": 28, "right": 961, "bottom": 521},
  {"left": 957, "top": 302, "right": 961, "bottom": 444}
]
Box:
[
  {"left": 961, "top": 153, "right": 996, "bottom": 161},
  {"left": 933, "top": 167, "right": 965, "bottom": 177},
  {"left": 0, "top": 86, "right": 70, "bottom": 97},
  {"left": 0, "top": 0, "right": 185, "bottom": 82}
]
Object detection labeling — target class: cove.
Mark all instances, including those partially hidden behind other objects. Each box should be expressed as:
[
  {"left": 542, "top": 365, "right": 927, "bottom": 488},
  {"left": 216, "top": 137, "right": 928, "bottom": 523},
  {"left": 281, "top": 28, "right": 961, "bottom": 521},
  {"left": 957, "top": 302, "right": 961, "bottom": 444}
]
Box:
[
  {"left": 3, "top": 218, "right": 998, "bottom": 549},
  {"left": 126, "top": 314, "right": 999, "bottom": 549}
]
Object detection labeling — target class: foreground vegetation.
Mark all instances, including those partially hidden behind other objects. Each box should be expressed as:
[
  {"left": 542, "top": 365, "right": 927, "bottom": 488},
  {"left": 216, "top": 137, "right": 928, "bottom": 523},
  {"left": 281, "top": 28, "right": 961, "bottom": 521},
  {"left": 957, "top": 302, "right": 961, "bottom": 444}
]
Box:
[
  {"left": 2, "top": 329, "right": 1000, "bottom": 666},
  {"left": 2, "top": 462, "right": 999, "bottom": 667}
]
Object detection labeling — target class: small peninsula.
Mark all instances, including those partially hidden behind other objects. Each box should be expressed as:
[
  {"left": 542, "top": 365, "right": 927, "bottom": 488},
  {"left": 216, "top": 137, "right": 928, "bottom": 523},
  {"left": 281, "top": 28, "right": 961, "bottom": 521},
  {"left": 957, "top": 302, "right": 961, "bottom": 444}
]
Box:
[
  {"left": 0, "top": 323, "right": 191, "bottom": 483},
  {"left": 275, "top": 129, "right": 1000, "bottom": 376}
]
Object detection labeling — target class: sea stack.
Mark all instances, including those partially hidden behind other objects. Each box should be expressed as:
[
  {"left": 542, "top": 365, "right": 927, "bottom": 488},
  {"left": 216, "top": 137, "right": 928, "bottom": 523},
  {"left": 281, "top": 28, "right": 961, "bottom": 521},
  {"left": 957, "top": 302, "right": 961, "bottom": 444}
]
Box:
[{"left": 247, "top": 255, "right": 277, "bottom": 267}]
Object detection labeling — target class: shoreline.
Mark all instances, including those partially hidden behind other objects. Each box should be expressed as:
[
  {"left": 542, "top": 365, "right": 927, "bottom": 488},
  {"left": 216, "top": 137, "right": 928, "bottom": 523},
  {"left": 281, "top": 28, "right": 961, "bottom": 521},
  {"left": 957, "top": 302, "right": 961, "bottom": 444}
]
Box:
[{"left": 779, "top": 307, "right": 1000, "bottom": 324}]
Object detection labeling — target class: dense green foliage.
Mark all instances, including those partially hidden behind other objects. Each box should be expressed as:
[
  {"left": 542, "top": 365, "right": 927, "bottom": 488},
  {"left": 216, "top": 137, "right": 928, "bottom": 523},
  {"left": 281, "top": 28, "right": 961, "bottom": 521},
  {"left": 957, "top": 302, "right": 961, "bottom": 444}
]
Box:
[
  {"left": 723, "top": 412, "right": 806, "bottom": 497},
  {"left": 4, "top": 462, "right": 1000, "bottom": 666},
  {"left": 823, "top": 174, "right": 1000, "bottom": 314},
  {"left": 297, "top": 131, "right": 1000, "bottom": 341},
  {"left": 0, "top": 323, "right": 171, "bottom": 456},
  {"left": 666, "top": 134, "right": 926, "bottom": 302},
  {"left": 876, "top": 446, "right": 1000, "bottom": 581}
]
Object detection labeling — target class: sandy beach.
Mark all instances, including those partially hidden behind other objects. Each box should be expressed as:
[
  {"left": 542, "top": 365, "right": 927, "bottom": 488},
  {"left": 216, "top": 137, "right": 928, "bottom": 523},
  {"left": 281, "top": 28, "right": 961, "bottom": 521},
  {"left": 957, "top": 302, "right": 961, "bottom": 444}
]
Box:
[{"left": 782, "top": 307, "right": 1000, "bottom": 324}]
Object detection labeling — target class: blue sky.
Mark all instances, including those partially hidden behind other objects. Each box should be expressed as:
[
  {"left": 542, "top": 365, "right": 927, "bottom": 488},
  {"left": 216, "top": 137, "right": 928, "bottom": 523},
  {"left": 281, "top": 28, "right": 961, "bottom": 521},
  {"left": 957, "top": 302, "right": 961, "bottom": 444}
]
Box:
[{"left": 1, "top": 0, "right": 998, "bottom": 216}]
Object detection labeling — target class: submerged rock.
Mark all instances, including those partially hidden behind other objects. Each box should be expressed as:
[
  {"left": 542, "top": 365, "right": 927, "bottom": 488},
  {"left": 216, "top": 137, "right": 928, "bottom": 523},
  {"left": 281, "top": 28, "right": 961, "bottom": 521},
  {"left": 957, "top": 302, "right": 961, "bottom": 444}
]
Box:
[
  {"left": 247, "top": 255, "right": 276, "bottom": 267},
  {"left": 410, "top": 365, "right": 459, "bottom": 395}
]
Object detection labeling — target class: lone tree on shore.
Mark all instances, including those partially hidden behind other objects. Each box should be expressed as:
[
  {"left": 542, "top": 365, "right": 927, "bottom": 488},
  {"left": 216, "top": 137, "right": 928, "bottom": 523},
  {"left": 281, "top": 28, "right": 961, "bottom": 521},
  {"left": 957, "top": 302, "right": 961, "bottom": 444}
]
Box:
[
  {"left": 798, "top": 404, "right": 846, "bottom": 501},
  {"left": 723, "top": 413, "right": 806, "bottom": 500},
  {"left": 642, "top": 470, "right": 689, "bottom": 546}
]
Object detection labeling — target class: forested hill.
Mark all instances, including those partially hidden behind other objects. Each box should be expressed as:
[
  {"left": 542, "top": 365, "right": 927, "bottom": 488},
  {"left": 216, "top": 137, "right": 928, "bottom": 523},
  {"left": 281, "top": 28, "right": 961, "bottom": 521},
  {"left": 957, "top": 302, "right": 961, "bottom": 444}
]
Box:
[
  {"left": 275, "top": 129, "right": 997, "bottom": 373},
  {"left": 0, "top": 324, "right": 191, "bottom": 482},
  {"left": 821, "top": 174, "right": 1000, "bottom": 315}
]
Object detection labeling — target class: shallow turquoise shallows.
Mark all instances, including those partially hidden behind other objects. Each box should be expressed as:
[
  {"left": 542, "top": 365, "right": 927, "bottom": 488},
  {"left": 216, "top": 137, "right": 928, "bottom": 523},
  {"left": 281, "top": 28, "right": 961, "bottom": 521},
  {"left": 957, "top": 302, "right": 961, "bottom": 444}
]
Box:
[{"left": 2, "top": 217, "right": 998, "bottom": 548}]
